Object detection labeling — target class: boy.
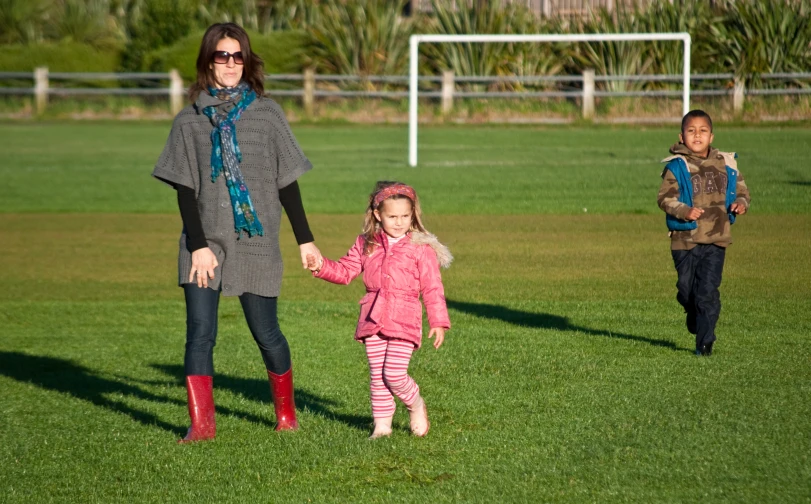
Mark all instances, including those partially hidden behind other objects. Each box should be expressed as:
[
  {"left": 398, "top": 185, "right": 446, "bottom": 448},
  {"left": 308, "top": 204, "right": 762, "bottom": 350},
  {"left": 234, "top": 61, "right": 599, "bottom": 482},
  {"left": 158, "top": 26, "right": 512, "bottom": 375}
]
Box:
[{"left": 657, "top": 110, "right": 751, "bottom": 356}]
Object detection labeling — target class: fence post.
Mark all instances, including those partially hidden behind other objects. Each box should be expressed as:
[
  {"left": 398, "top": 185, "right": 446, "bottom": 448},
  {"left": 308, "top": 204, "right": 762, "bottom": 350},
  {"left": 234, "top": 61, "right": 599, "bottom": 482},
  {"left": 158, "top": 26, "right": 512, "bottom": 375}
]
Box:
[
  {"left": 582, "top": 69, "right": 595, "bottom": 120},
  {"left": 303, "top": 67, "right": 315, "bottom": 118},
  {"left": 733, "top": 76, "right": 745, "bottom": 115},
  {"left": 34, "top": 66, "right": 48, "bottom": 115},
  {"left": 169, "top": 69, "right": 184, "bottom": 116},
  {"left": 441, "top": 70, "right": 454, "bottom": 115}
]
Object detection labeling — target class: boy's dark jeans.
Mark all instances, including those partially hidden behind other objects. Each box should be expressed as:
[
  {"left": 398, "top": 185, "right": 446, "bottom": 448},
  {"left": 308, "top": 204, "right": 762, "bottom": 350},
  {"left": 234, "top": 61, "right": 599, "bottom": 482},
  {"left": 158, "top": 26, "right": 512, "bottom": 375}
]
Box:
[
  {"left": 671, "top": 244, "right": 726, "bottom": 351},
  {"left": 183, "top": 284, "right": 292, "bottom": 376}
]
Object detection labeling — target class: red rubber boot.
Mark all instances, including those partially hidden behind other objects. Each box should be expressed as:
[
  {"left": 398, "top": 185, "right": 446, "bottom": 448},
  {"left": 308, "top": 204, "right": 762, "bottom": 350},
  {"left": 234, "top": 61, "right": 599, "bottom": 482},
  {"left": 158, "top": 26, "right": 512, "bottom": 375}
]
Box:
[
  {"left": 268, "top": 369, "right": 299, "bottom": 431},
  {"left": 178, "top": 375, "right": 216, "bottom": 443}
]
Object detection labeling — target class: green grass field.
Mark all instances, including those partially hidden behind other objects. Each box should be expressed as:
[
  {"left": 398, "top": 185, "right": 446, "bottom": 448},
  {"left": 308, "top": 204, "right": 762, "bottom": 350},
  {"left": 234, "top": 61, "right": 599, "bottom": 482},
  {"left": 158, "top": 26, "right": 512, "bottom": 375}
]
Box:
[{"left": 1, "top": 121, "right": 810, "bottom": 503}]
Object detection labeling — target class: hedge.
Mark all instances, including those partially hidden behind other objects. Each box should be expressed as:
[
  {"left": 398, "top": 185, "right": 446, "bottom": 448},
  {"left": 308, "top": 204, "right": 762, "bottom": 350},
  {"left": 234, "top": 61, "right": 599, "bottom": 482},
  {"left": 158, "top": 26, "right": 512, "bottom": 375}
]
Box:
[
  {"left": 144, "top": 30, "right": 312, "bottom": 81},
  {"left": 0, "top": 42, "right": 123, "bottom": 72}
]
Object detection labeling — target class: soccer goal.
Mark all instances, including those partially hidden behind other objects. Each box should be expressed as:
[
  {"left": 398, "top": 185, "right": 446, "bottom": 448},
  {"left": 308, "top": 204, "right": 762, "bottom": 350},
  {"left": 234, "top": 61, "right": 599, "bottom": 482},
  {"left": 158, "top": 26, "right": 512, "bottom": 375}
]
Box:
[{"left": 408, "top": 33, "right": 692, "bottom": 167}]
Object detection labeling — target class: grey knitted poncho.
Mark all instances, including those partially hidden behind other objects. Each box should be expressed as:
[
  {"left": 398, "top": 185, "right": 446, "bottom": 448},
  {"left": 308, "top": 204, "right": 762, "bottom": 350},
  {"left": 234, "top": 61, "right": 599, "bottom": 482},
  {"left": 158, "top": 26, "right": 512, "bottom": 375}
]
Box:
[{"left": 153, "top": 95, "right": 312, "bottom": 297}]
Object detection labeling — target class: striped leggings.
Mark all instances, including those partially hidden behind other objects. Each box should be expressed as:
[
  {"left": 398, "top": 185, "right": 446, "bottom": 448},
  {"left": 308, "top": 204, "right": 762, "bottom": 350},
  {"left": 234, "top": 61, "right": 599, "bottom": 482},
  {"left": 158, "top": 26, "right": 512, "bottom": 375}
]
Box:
[{"left": 364, "top": 334, "right": 420, "bottom": 419}]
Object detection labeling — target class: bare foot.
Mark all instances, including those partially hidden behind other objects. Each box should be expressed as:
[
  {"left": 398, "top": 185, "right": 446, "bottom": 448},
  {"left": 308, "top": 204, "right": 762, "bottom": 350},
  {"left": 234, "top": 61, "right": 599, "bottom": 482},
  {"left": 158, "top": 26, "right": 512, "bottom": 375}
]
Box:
[
  {"left": 369, "top": 416, "right": 393, "bottom": 440},
  {"left": 409, "top": 396, "right": 430, "bottom": 437}
]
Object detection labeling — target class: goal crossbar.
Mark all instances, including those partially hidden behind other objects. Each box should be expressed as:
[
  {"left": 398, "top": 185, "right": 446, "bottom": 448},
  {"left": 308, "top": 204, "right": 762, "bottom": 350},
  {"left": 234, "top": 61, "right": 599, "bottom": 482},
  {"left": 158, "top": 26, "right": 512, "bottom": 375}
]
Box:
[{"left": 408, "top": 33, "right": 692, "bottom": 166}]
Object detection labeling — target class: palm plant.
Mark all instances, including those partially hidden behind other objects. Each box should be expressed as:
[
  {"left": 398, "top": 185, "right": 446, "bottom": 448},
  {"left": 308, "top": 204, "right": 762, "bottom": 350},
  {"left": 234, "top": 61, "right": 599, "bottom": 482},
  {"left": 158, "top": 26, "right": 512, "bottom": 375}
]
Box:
[
  {"left": 104, "top": 0, "right": 137, "bottom": 45},
  {"left": 261, "top": 0, "right": 322, "bottom": 32},
  {"left": 566, "top": 7, "right": 655, "bottom": 92},
  {"left": 502, "top": 13, "right": 567, "bottom": 91},
  {"left": 197, "top": 0, "right": 260, "bottom": 32},
  {"left": 307, "top": 0, "right": 416, "bottom": 80},
  {"left": 47, "top": 0, "right": 126, "bottom": 50},
  {"left": 422, "top": 0, "right": 517, "bottom": 84},
  {"left": 0, "top": 0, "right": 51, "bottom": 44},
  {"left": 707, "top": 0, "right": 811, "bottom": 85},
  {"left": 637, "top": 0, "right": 716, "bottom": 79},
  {"left": 120, "top": 0, "right": 195, "bottom": 71}
]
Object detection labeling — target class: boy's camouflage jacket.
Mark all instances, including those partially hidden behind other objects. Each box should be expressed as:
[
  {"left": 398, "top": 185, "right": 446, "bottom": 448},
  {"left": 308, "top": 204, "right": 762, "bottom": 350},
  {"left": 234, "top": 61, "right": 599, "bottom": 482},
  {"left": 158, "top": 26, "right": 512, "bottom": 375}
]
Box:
[{"left": 657, "top": 143, "right": 751, "bottom": 251}]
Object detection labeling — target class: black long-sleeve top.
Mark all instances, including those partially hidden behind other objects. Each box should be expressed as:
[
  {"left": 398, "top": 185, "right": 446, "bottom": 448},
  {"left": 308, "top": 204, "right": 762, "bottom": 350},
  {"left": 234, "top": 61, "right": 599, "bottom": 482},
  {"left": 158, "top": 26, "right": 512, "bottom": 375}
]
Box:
[{"left": 176, "top": 181, "right": 314, "bottom": 252}]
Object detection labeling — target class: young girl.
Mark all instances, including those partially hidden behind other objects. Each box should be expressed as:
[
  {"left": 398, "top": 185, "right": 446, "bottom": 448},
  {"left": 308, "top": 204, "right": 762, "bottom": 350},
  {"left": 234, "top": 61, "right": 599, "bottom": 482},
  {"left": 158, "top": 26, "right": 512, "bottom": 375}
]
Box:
[{"left": 306, "top": 181, "right": 452, "bottom": 438}]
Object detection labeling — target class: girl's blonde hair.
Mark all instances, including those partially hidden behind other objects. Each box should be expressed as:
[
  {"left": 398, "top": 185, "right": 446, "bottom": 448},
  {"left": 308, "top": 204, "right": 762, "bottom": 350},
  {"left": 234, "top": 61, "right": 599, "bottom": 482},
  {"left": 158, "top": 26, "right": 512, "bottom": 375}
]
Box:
[{"left": 362, "top": 181, "right": 427, "bottom": 255}]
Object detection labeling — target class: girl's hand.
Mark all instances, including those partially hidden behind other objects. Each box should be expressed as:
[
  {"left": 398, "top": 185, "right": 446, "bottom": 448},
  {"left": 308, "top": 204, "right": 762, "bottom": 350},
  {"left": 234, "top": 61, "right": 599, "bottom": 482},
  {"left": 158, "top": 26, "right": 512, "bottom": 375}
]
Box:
[
  {"left": 189, "top": 247, "right": 218, "bottom": 289},
  {"left": 729, "top": 202, "right": 747, "bottom": 215},
  {"left": 685, "top": 207, "right": 704, "bottom": 221},
  {"left": 428, "top": 327, "right": 445, "bottom": 349},
  {"left": 299, "top": 242, "right": 322, "bottom": 269},
  {"left": 305, "top": 253, "right": 323, "bottom": 272}
]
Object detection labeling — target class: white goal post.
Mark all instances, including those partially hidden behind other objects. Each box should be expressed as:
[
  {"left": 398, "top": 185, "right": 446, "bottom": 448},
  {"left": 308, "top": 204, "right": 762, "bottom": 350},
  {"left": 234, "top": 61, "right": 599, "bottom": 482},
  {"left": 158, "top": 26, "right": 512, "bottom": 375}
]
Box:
[{"left": 408, "top": 32, "right": 692, "bottom": 167}]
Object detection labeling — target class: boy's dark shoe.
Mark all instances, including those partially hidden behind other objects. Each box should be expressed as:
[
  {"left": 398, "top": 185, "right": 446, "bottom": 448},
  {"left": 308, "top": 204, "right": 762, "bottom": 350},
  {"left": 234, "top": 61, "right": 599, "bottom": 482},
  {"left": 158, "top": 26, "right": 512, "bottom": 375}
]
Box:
[{"left": 695, "top": 342, "right": 714, "bottom": 356}]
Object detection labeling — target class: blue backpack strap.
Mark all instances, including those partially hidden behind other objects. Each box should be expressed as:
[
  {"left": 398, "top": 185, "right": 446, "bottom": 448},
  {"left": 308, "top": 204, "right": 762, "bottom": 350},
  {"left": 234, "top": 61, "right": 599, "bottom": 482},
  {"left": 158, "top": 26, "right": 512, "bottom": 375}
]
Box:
[
  {"left": 663, "top": 158, "right": 697, "bottom": 231},
  {"left": 720, "top": 151, "right": 739, "bottom": 224},
  {"left": 666, "top": 158, "right": 693, "bottom": 207},
  {"left": 726, "top": 165, "right": 737, "bottom": 224}
]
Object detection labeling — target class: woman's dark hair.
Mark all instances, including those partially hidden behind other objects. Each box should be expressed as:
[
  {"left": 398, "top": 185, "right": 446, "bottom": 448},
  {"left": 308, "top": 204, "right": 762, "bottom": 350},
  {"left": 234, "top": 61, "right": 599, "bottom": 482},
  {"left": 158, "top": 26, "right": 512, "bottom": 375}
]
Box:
[
  {"left": 681, "top": 109, "right": 713, "bottom": 133},
  {"left": 188, "top": 23, "right": 265, "bottom": 102}
]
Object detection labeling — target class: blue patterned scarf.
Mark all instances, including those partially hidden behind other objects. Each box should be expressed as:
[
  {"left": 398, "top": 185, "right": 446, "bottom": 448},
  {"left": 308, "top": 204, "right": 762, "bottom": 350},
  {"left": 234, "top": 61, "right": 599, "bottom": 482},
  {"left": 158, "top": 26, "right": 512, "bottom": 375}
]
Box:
[{"left": 199, "top": 82, "right": 262, "bottom": 238}]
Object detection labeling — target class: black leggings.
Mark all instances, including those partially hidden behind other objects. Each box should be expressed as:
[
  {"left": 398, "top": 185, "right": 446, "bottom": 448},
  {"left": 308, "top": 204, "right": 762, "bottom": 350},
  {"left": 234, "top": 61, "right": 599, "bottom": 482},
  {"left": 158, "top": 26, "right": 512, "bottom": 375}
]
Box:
[{"left": 183, "top": 284, "right": 292, "bottom": 376}]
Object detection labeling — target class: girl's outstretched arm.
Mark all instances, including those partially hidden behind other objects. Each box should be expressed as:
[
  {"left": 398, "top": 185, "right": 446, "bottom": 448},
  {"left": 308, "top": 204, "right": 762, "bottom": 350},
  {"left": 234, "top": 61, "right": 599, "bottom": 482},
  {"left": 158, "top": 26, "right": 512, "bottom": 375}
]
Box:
[{"left": 310, "top": 236, "right": 365, "bottom": 285}]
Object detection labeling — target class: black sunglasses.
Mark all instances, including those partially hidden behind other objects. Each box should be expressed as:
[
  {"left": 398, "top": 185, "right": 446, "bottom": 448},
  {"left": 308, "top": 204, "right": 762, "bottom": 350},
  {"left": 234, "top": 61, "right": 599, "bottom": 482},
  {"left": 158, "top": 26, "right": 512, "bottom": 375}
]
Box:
[{"left": 212, "top": 50, "right": 244, "bottom": 65}]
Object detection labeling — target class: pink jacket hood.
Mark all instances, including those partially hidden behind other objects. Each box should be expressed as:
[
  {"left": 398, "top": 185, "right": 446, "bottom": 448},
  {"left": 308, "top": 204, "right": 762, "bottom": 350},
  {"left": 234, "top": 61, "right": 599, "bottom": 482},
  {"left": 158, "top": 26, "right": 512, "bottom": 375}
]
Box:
[{"left": 314, "top": 231, "right": 451, "bottom": 347}]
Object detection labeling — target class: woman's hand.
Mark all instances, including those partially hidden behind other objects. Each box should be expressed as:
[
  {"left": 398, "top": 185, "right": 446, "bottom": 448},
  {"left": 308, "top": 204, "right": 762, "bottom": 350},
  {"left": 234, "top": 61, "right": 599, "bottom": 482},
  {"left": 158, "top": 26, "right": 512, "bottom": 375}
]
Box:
[
  {"left": 189, "top": 247, "right": 218, "bottom": 288},
  {"left": 428, "top": 327, "right": 445, "bottom": 349},
  {"left": 305, "top": 253, "right": 323, "bottom": 272},
  {"left": 299, "top": 242, "right": 322, "bottom": 269}
]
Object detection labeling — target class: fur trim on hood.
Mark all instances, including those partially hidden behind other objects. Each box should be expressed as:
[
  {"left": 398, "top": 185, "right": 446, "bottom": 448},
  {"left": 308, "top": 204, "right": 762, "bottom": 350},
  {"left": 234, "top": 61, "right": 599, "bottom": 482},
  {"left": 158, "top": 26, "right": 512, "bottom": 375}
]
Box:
[{"left": 410, "top": 231, "right": 453, "bottom": 269}]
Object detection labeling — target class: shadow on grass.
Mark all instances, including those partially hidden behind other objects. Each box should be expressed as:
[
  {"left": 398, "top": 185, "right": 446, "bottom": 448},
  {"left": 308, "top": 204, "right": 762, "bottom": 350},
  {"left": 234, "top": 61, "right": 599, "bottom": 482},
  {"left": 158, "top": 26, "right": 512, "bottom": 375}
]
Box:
[
  {"left": 0, "top": 351, "right": 184, "bottom": 433},
  {"left": 446, "top": 299, "right": 690, "bottom": 353},
  {"left": 0, "top": 351, "right": 356, "bottom": 437},
  {"left": 788, "top": 180, "right": 811, "bottom": 186},
  {"left": 152, "top": 364, "right": 370, "bottom": 432}
]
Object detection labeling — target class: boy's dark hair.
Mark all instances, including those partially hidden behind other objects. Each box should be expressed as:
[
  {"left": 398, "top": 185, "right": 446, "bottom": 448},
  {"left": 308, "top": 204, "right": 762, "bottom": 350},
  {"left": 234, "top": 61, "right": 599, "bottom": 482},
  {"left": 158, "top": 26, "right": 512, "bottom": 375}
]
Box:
[{"left": 681, "top": 109, "right": 713, "bottom": 132}]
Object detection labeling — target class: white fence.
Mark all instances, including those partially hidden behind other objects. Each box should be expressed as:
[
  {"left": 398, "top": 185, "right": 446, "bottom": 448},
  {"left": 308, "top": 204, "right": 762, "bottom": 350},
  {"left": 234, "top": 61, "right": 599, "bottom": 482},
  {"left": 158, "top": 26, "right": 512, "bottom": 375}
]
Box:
[
  {"left": 0, "top": 69, "right": 185, "bottom": 115},
  {"left": 2, "top": 68, "right": 810, "bottom": 118}
]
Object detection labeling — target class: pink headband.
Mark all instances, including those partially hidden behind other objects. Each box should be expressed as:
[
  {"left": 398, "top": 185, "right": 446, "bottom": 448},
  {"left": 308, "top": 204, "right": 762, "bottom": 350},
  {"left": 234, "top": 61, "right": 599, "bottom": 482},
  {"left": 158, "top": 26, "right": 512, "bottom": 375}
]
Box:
[{"left": 373, "top": 184, "right": 416, "bottom": 208}]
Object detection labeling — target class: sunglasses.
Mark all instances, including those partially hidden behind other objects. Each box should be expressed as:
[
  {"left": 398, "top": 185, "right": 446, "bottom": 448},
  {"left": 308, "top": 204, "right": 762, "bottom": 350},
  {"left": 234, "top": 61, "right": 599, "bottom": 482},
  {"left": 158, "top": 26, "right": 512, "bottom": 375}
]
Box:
[{"left": 211, "top": 51, "right": 244, "bottom": 65}]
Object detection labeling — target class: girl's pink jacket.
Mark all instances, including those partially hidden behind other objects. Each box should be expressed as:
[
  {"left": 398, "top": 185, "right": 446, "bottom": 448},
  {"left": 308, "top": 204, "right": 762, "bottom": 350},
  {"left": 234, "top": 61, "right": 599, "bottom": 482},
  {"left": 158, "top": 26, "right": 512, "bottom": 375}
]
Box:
[{"left": 314, "top": 231, "right": 452, "bottom": 347}]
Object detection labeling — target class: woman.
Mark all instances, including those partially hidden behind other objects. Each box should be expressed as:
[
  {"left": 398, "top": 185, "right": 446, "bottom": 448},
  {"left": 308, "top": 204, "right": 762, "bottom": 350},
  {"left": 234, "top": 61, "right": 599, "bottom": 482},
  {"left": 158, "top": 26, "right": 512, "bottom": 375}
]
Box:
[{"left": 152, "top": 23, "right": 321, "bottom": 442}]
